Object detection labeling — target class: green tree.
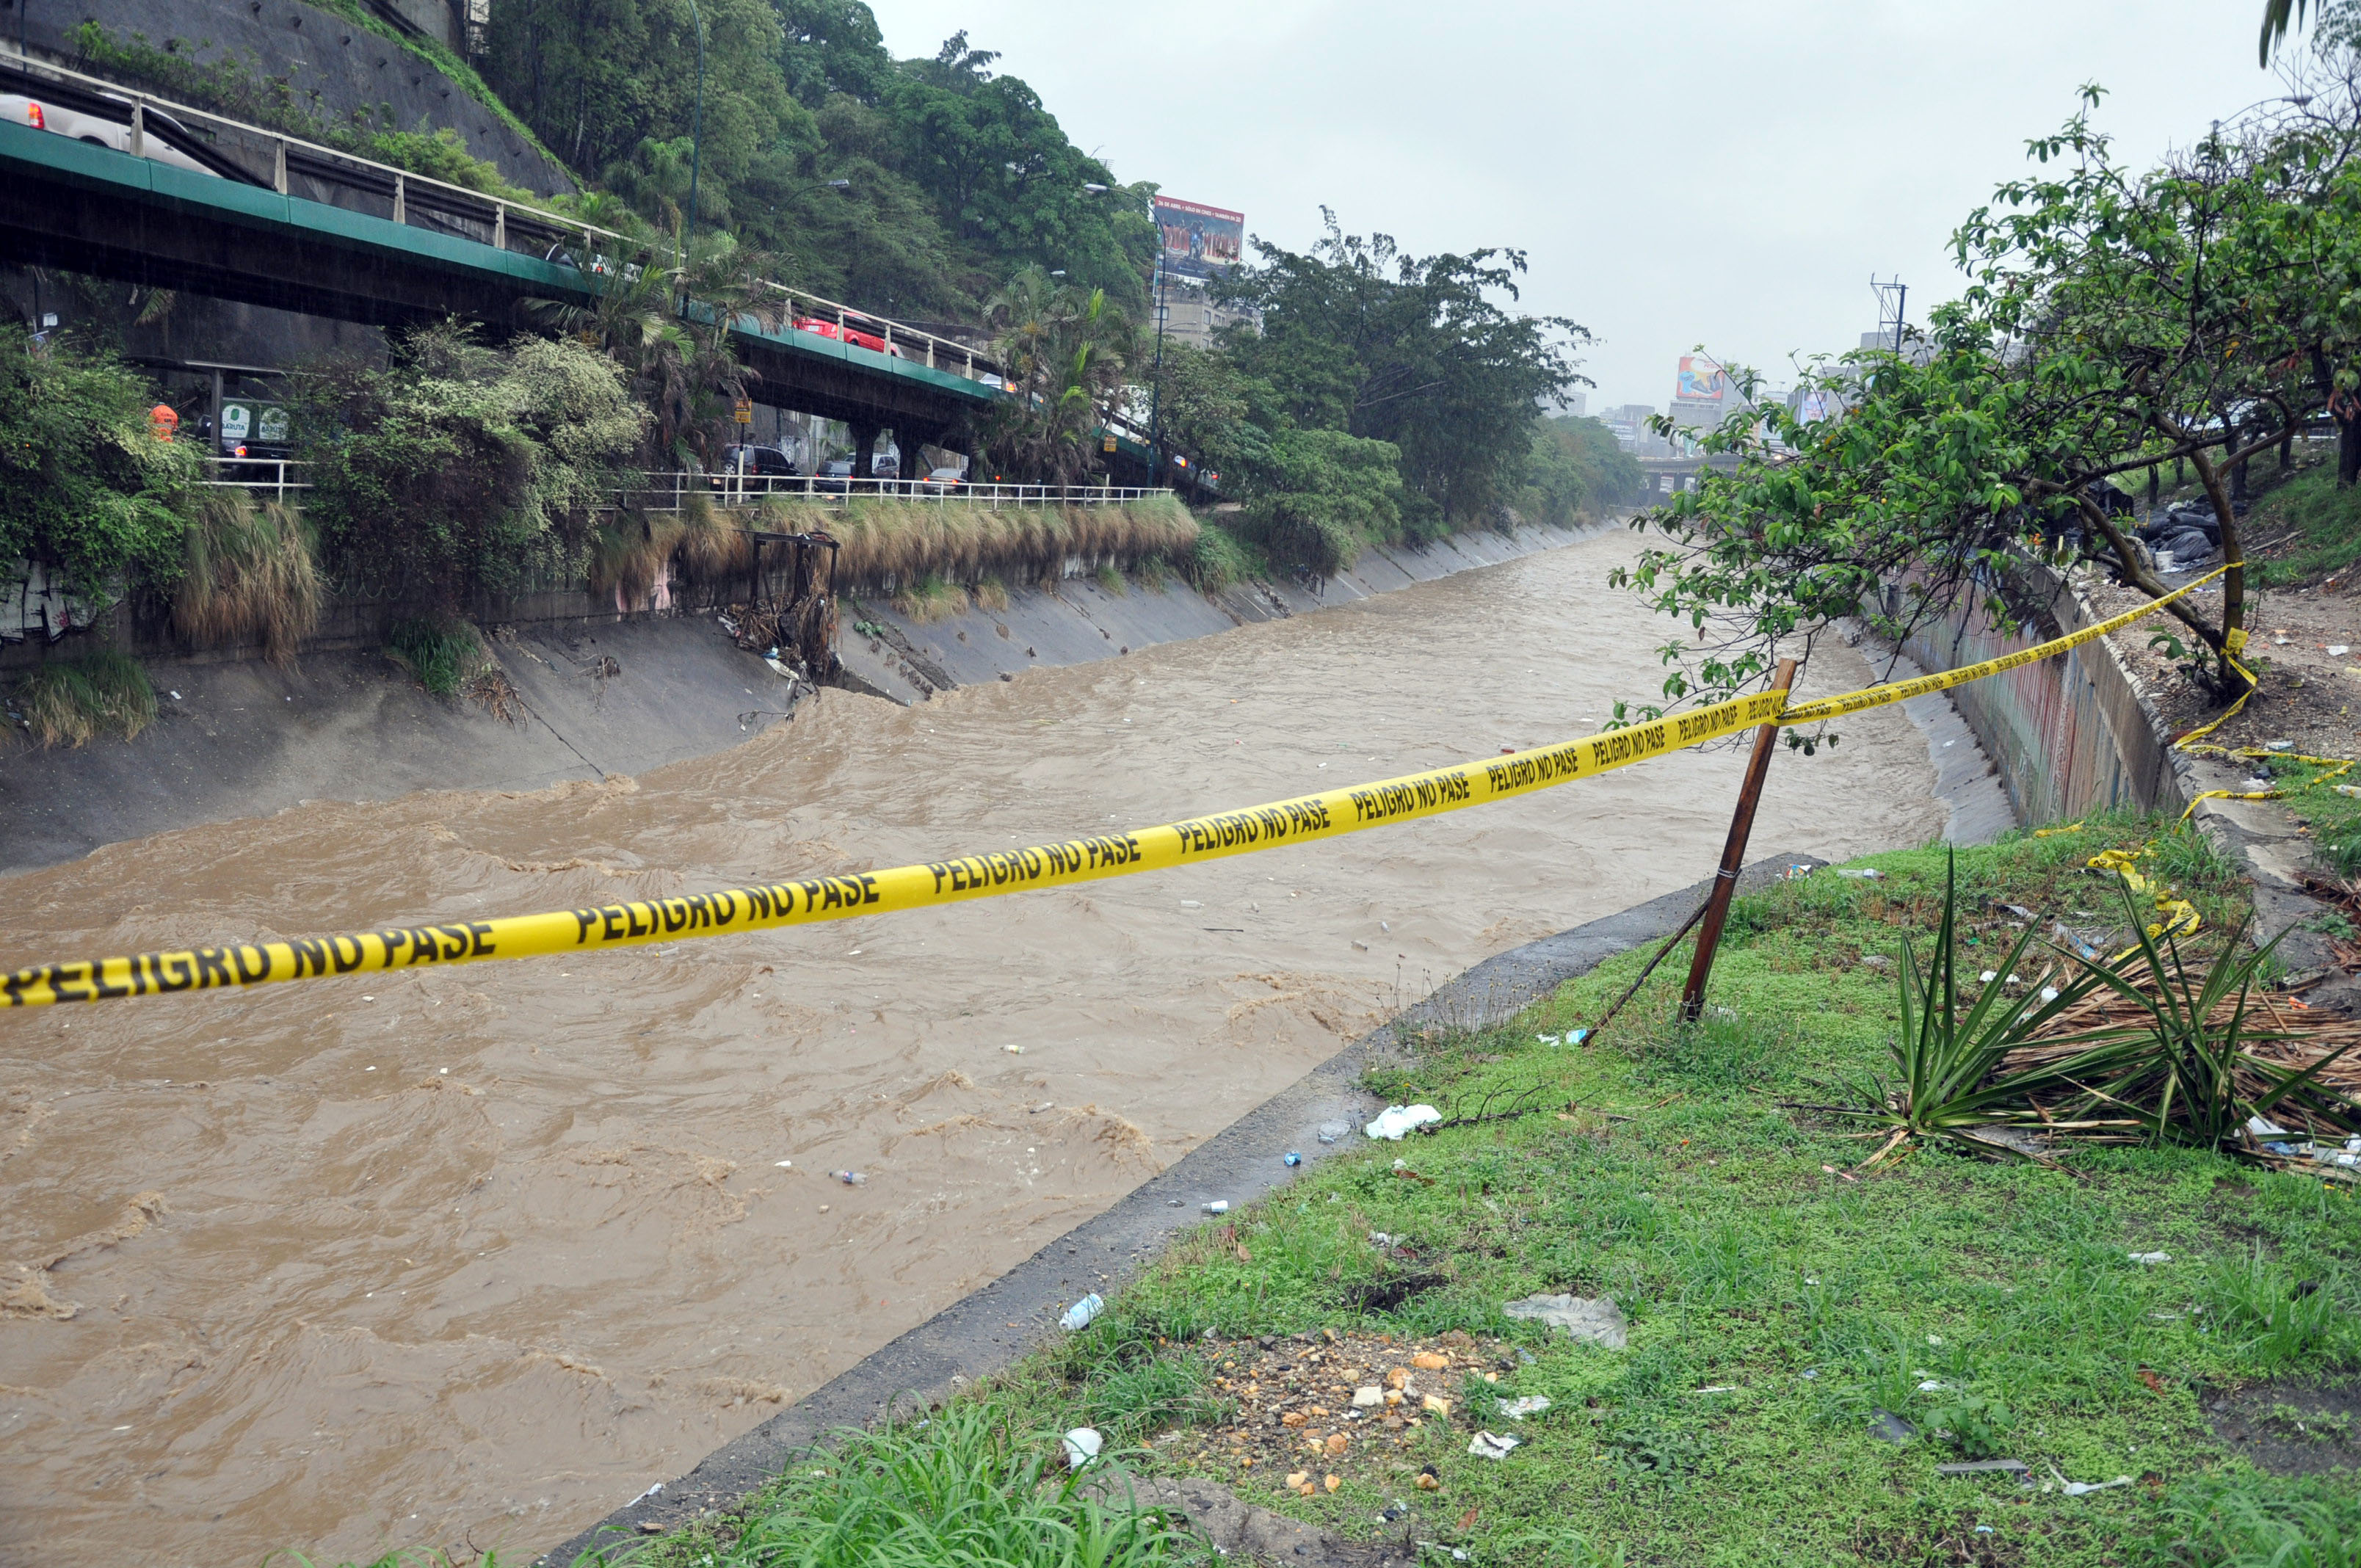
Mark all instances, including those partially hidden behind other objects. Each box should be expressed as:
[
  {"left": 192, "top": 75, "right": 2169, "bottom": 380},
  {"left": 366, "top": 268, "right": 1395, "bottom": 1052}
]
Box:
[
  {"left": 979, "top": 268, "right": 1136, "bottom": 483},
  {"left": 1520, "top": 414, "right": 1644, "bottom": 526},
  {"left": 1618, "top": 81, "right": 2361, "bottom": 712},
  {"left": 1216, "top": 214, "right": 1588, "bottom": 528},
  {"left": 1232, "top": 427, "right": 1407, "bottom": 578}
]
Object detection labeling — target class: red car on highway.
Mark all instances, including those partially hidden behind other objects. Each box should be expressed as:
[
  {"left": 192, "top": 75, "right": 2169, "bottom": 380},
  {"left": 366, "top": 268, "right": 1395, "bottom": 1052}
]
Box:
[{"left": 793, "top": 316, "right": 903, "bottom": 357}]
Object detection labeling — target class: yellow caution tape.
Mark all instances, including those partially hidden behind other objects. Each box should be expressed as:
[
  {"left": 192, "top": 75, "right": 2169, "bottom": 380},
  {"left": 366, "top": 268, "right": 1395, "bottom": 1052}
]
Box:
[
  {"left": 2086, "top": 845, "right": 2201, "bottom": 950},
  {"left": 0, "top": 690, "right": 1795, "bottom": 1007},
  {"left": 1777, "top": 563, "right": 2231, "bottom": 727},
  {"left": 0, "top": 564, "right": 2249, "bottom": 1010}
]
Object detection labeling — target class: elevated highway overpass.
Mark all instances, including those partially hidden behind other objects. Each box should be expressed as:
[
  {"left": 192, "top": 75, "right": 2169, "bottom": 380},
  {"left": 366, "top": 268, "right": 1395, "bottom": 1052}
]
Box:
[{"left": 0, "top": 55, "right": 1068, "bottom": 468}]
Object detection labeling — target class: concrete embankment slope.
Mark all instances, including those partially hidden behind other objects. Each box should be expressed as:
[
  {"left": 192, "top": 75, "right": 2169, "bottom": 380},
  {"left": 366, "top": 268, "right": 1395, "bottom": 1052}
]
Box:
[{"left": 0, "top": 523, "right": 1595, "bottom": 874}]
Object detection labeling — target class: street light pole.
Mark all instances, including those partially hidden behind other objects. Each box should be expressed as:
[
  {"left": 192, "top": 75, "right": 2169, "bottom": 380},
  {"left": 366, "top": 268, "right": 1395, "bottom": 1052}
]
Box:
[{"left": 1147, "top": 260, "right": 1168, "bottom": 486}]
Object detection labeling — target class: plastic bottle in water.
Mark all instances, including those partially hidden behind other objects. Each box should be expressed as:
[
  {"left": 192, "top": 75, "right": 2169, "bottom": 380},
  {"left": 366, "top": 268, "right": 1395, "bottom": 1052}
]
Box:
[{"left": 1059, "top": 1293, "right": 1104, "bottom": 1332}]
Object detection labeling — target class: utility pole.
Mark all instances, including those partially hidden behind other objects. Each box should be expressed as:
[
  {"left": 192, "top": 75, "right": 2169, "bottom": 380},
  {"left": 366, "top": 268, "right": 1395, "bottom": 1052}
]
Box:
[{"left": 1147, "top": 260, "right": 1169, "bottom": 485}]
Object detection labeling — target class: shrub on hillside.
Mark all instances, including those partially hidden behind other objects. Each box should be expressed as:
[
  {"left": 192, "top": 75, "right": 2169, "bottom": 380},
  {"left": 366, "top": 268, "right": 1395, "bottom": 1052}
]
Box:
[
  {"left": 0, "top": 326, "right": 200, "bottom": 598},
  {"left": 298, "top": 323, "right": 644, "bottom": 609}
]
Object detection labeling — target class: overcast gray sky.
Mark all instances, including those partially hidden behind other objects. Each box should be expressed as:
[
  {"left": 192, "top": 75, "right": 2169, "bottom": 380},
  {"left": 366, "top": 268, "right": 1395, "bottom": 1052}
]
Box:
[{"left": 874, "top": 1, "right": 2287, "bottom": 415}]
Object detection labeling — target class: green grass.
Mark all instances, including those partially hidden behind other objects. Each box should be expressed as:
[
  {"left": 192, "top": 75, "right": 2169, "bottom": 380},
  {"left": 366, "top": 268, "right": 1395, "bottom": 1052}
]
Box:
[
  {"left": 2237, "top": 462, "right": 2361, "bottom": 589},
  {"left": 610, "top": 1401, "right": 1203, "bottom": 1568},
  {"left": 933, "top": 820, "right": 2357, "bottom": 1567},
  {"left": 386, "top": 617, "right": 484, "bottom": 698},
  {"left": 8, "top": 648, "right": 156, "bottom": 747}
]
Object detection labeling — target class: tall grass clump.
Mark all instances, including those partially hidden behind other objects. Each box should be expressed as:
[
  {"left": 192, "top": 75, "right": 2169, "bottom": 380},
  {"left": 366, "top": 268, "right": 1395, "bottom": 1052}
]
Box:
[
  {"left": 719, "top": 1401, "right": 1196, "bottom": 1568},
  {"left": 770, "top": 494, "right": 1197, "bottom": 596},
  {"left": 386, "top": 617, "right": 486, "bottom": 698},
  {"left": 12, "top": 648, "right": 158, "bottom": 747},
  {"left": 587, "top": 510, "right": 685, "bottom": 604},
  {"left": 1180, "top": 518, "right": 1258, "bottom": 591},
  {"left": 172, "top": 489, "right": 322, "bottom": 664},
  {"left": 672, "top": 493, "right": 756, "bottom": 582}
]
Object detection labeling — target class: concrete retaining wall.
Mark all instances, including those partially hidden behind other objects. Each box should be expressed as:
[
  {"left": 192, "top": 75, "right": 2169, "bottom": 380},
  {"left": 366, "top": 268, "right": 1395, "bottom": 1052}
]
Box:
[{"left": 1895, "top": 561, "right": 2186, "bottom": 824}]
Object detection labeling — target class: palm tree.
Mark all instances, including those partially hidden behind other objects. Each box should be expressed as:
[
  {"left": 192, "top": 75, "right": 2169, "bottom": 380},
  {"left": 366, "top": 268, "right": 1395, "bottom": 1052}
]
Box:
[
  {"left": 979, "top": 267, "right": 1136, "bottom": 484},
  {"left": 2261, "top": 0, "right": 2313, "bottom": 62},
  {"left": 523, "top": 230, "right": 785, "bottom": 470}
]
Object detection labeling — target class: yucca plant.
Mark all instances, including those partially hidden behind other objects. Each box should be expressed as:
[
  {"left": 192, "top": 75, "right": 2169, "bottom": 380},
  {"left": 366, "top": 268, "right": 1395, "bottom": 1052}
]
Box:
[
  {"left": 2048, "top": 887, "right": 2352, "bottom": 1146},
  {"left": 1825, "top": 850, "right": 2108, "bottom": 1158}
]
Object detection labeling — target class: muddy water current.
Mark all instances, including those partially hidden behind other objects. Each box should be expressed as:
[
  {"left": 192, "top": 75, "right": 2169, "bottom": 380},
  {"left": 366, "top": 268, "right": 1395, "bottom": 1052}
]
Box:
[{"left": 0, "top": 531, "right": 1948, "bottom": 1565}]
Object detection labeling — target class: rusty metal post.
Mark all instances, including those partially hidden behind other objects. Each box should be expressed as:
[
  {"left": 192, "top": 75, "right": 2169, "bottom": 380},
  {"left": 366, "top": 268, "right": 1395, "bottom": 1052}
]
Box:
[{"left": 1678, "top": 658, "right": 1797, "bottom": 1022}]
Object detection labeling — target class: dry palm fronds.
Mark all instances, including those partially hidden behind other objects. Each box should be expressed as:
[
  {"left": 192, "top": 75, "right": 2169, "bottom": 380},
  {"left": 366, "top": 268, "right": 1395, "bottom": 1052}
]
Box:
[{"left": 2006, "top": 981, "right": 2361, "bottom": 1139}]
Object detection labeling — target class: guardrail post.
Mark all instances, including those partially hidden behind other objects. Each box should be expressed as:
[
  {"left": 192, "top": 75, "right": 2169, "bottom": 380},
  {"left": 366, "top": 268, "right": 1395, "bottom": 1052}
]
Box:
[
  {"left": 129, "top": 100, "right": 145, "bottom": 159},
  {"left": 493, "top": 203, "right": 506, "bottom": 250},
  {"left": 837, "top": 305, "right": 846, "bottom": 335},
  {"left": 965, "top": 348, "right": 975, "bottom": 378},
  {"left": 882, "top": 323, "right": 893, "bottom": 355},
  {"left": 1678, "top": 657, "right": 1798, "bottom": 1022},
  {"left": 926, "top": 339, "right": 936, "bottom": 369},
  {"left": 393, "top": 174, "right": 407, "bottom": 225},
  {"left": 273, "top": 138, "right": 289, "bottom": 194}
]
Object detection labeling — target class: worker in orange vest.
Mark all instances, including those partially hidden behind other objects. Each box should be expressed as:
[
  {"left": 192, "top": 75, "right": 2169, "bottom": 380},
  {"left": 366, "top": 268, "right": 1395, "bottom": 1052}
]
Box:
[{"left": 148, "top": 404, "right": 179, "bottom": 442}]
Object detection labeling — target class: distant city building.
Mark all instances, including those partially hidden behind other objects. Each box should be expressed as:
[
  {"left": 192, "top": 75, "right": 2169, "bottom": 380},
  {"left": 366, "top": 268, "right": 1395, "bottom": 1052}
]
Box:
[
  {"left": 1598, "top": 402, "right": 1670, "bottom": 456},
  {"left": 1156, "top": 278, "right": 1258, "bottom": 350},
  {"left": 1553, "top": 391, "right": 1588, "bottom": 417}
]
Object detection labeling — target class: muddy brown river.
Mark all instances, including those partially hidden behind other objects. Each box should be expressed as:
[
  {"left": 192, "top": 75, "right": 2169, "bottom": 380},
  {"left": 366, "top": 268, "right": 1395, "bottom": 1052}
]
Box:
[{"left": 0, "top": 532, "right": 1948, "bottom": 1566}]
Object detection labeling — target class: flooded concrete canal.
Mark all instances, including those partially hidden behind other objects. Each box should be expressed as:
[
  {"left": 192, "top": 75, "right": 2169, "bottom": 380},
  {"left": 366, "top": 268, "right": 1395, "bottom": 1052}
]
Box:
[{"left": 0, "top": 531, "right": 1949, "bottom": 1564}]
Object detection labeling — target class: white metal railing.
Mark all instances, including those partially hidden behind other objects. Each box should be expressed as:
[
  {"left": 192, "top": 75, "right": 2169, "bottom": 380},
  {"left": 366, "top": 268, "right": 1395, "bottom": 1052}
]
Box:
[
  {"left": 201, "top": 460, "right": 1165, "bottom": 511},
  {"left": 0, "top": 45, "right": 1007, "bottom": 386},
  {"left": 633, "top": 471, "right": 1172, "bottom": 512},
  {"left": 200, "top": 457, "right": 310, "bottom": 498}
]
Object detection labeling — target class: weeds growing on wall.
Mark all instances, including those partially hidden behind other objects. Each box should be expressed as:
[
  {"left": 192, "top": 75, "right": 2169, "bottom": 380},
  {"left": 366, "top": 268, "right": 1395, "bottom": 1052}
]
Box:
[
  {"left": 385, "top": 617, "right": 487, "bottom": 700},
  {"left": 172, "top": 490, "right": 322, "bottom": 664},
  {"left": 10, "top": 649, "right": 157, "bottom": 747},
  {"left": 587, "top": 512, "right": 684, "bottom": 605},
  {"left": 671, "top": 493, "right": 755, "bottom": 583}
]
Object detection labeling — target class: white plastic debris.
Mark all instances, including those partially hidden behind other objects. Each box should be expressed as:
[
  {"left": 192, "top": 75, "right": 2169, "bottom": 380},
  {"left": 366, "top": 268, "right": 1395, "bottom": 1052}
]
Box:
[
  {"left": 2329, "top": 645, "right": 2351, "bottom": 656},
  {"left": 1979, "top": 970, "right": 1998, "bottom": 983},
  {"left": 1002, "top": 1044, "right": 1026, "bottom": 1054},
  {"left": 2040, "top": 987, "right": 2061, "bottom": 1003},
  {"left": 1502, "top": 1293, "right": 1628, "bottom": 1349},
  {"left": 1203, "top": 1200, "right": 1230, "bottom": 1214},
  {"left": 2060, "top": 1474, "right": 2132, "bottom": 1498},
  {"left": 2247, "top": 1114, "right": 2290, "bottom": 1138},
  {"left": 1567, "top": 1028, "right": 1590, "bottom": 1045},
  {"left": 2128, "top": 1252, "right": 2170, "bottom": 1265},
  {"left": 1918, "top": 1380, "right": 1949, "bottom": 1392},
  {"left": 1835, "top": 868, "right": 1882, "bottom": 879},
  {"left": 1059, "top": 1294, "right": 1105, "bottom": 1332},
  {"left": 1498, "top": 1395, "right": 1552, "bottom": 1419},
  {"left": 1535, "top": 1034, "right": 1560, "bottom": 1045},
  {"left": 1365, "top": 1104, "right": 1443, "bottom": 1141},
  {"left": 1061, "top": 1427, "right": 1103, "bottom": 1469},
  {"left": 1468, "top": 1431, "right": 1520, "bottom": 1460}
]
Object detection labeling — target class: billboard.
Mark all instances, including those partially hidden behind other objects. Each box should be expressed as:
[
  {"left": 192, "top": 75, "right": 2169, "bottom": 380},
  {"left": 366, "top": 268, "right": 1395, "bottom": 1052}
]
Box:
[
  {"left": 1153, "top": 196, "right": 1244, "bottom": 280},
  {"left": 1674, "top": 355, "right": 1727, "bottom": 404}
]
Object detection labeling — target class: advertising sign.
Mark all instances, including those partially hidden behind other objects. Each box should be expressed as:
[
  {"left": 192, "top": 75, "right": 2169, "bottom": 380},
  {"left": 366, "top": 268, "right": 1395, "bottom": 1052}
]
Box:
[
  {"left": 1674, "top": 355, "right": 1727, "bottom": 404},
  {"left": 733, "top": 397, "right": 754, "bottom": 425},
  {"left": 1153, "top": 196, "right": 1244, "bottom": 280}
]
